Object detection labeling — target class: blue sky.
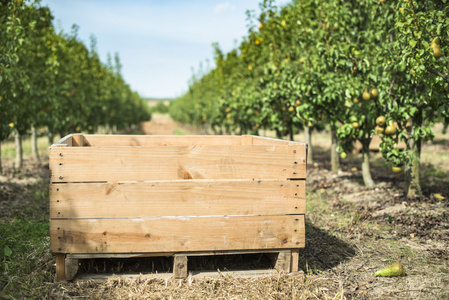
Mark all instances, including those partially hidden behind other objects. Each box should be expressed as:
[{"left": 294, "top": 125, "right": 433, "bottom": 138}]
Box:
[{"left": 40, "top": 0, "right": 289, "bottom": 99}]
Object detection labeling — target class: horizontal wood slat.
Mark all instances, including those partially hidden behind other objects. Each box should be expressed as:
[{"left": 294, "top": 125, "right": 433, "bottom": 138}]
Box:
[
  {"left": 49, "top": 144, "right": 306, "bottom": 182},
  {"left": 252, "top": 136, "right": 300, "bottom": 145},
  {"left": 50, "top": 180, "right": 305, "bottom": 219},
  {"left": 50, "top": 215, "right": 305, "bottom": 253},
  {"left": 78, "top": 135, "right": 244, "bottom": 147}
]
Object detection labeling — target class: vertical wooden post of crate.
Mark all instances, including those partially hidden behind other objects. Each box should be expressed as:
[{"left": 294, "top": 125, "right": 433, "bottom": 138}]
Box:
[
  {"left": 52, "top": 134, "right": 83, "bottom": 281},
  {"left": 243, "top": 135, "right": 303, "bottom": 274}
]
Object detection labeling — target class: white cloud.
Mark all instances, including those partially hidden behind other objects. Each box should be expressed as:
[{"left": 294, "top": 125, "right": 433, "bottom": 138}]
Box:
[{"left": 214, "top": 2, "right": 236, "bottom": 15}]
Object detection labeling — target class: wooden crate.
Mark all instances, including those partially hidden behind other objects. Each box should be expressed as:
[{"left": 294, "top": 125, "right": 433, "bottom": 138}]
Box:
[{"left": 49, "top": 134, "right": 307, "bottom": 280}]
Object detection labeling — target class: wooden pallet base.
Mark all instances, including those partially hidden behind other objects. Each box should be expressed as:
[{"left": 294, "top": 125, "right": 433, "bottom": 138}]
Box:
[
  {"left": 74, "top": 269, "right": 305, "bottom": 282},
  {"left": 55, "top": 249, "right": 300, "bottom": 281}
]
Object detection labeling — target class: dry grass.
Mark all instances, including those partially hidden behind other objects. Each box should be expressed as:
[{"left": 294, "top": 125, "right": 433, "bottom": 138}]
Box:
[{"left": 1, "top": 122, "right": 448, "bottom": 299}]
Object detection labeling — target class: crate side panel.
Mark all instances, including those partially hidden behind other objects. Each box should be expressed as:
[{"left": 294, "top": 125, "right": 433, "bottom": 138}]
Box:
[
  {"left": 83, "top": 135, "right": 243, "bottom": 147},
  {"left": 49, "top": 180, "right": 305, "bottom": 219},
  {"left": 252, "top": 136, "right": 303, "bottom": 146},
  {"left": 49, "top": 144, "right": 306, "bottom": 182},
  {"left": 50, "top": 215, "right": 305, "bottom": 253}
]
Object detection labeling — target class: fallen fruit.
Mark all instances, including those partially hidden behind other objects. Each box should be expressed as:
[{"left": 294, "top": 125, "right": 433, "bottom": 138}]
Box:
[
  {"left": 375, "top": 263, "right": 405, "bottom": 277},
  {"left": 392, "top": 166, "right": 402, "bottom": 173},
  {"left": 340, "top": 152, "right": 347, "bottom": 159},
  {"left": 434, "top": 193, "right": 445, "bottom": 200}
]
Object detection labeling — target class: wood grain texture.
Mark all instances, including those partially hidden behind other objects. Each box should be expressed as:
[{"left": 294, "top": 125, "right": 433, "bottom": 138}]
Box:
[
  {"left": 81, "top": 135, "right": 244, "bottom": 147},
  {"left": 173, "top": 256, "right": 188, "bottom": 278},
  {"left": 49, "top": 144, "right": 306, "bottom": 182},
  {"left": 49, "top": 180, "right": 305, "bottom": 219},
  {"left": 50, "top": 215, "right": 305, "bottom": 253},
  {"left": 55, "top": 254, "right": 66, "bottom": 281},
  {"left": 252, "top": 136, "right": 300, "bottom": 145},
  {"left": 291, "top": 249, "right": 299, "bottom": 272}
]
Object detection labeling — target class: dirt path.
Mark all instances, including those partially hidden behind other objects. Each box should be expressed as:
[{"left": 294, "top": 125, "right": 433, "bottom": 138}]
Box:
[{"left": 140, "top": 113, "right": 199, "bottom": 135}]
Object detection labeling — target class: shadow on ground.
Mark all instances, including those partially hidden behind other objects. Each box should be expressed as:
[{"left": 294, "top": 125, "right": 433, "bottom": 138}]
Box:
[
  {"left": 75, "top": 220, "right": 357, "bottom": 278},
  {"left": 298, "top": 220, "right": 356, "bottom": 273}
]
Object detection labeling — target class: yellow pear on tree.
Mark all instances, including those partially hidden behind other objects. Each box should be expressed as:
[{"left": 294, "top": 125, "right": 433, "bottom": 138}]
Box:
[
  {"left": 375, "top": 125, "right": 385, "bottom": 134},
  {"left": 430, "top": 37, "right": 442, "bottom": 59},
  {"left": 433, "top": 44, "right": 442, "bottom": 59},
  {"left": 385, "top": 120, "right": 397, "bottom": 135},
  {"left": 370, "top": 86, "right": 378, "bottom": 99},
  {"left": 376, "top": 116, "right": 386, "bottom": 126},
  {"left": 363, "top": 87, "right": 371, "bottom": 101}
]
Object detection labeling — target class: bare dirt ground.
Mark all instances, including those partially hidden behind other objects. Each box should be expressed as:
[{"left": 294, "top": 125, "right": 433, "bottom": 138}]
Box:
[
  {"left": 140, "top": 114, "right": 179, "bottom": 135},
  {"left": 1, "top": 117, "right": 448, "bottom": 299}
]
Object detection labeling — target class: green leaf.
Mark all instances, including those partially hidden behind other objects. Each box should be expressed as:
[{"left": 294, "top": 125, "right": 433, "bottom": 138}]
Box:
[{"left": 4, "top": 246, "right": 12, "bottom": 257}]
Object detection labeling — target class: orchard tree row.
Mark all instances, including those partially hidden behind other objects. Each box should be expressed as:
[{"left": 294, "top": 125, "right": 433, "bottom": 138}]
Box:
[
  {"left": 170, "top": 0, "right": 449, "bottom": 198},
  {"left": 0, "top": 0, "right": 150, "bottom": 172}
]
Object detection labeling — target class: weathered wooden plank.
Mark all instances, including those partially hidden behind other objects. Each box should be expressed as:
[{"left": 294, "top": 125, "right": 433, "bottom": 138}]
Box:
[
  {"left": 65, "top": 258, "right": 79, "bottom": 281},
  {"left": 66, "top": 248, "right": 297, "bottom": 259},
  {"left": 55, "top": 254, "right": 66, "bottom": 281},
  {"left": 50, "top": 215, "right": 305, "bottom": 254},
  {"left": 72, "top": 134, "right": 85, "bottom": 147},
  {"left": 241, "top": 135, "right": 253, "bottom": 145},
  {"left": 74, "top": 268, "right": 298, "bottom": 282},
  {"left": 173, "top": 256, "right": 188, "bottom": 279},
  {"left": 291, "top": 249, "right": 299, "bottom": 272},
  {"left": 252, "top": 136, "right": 300, "bottom": 146},
  {"left": 82, "top": 135, "right": 244, "bottom": 147},
  {"left": 274, "top": 250, "right": 292, "bottom": 273},
  {"left": 49, "top": 144, "right": 307, "bottom": 182},
  {"left": 49, "top": 180, "right": 306, "bottom": 219}
]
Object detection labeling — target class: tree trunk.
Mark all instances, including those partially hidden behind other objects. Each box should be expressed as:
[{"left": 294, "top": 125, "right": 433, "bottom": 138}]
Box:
[
  {"left": 275, "top": 129, "right": 282, "bottom": 139},
  {"left": 14, "top": 129, "right": 23, "bottom": 170},
  {"left": 405, "top": 128, "right": 422, "bottom": 198},
  {"left": 48, "top": 131, "right": 54, "bottom": 145},
  {"left": 361, "top": 141, "right": 375, "bottom": 188},
  {"left": 31, "top": 124, "right": 41, "bottom": 164},
  {"left": 331, "top": 128, "right": 340, "bottom": 173},
  {"left": 0, "top": 142, "right": 3, "bottom": 175},
  {"left": 305, "top": 126, "right": 313, "bottom": 164}
]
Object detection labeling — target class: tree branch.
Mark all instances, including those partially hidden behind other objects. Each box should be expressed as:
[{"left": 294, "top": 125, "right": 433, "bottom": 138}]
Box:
[
  {"left": 407, "top": 0, "right": 420, "bottom": 32},
  {"left": 427, "top": 68, "right": 449, "bottom": 84}
]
